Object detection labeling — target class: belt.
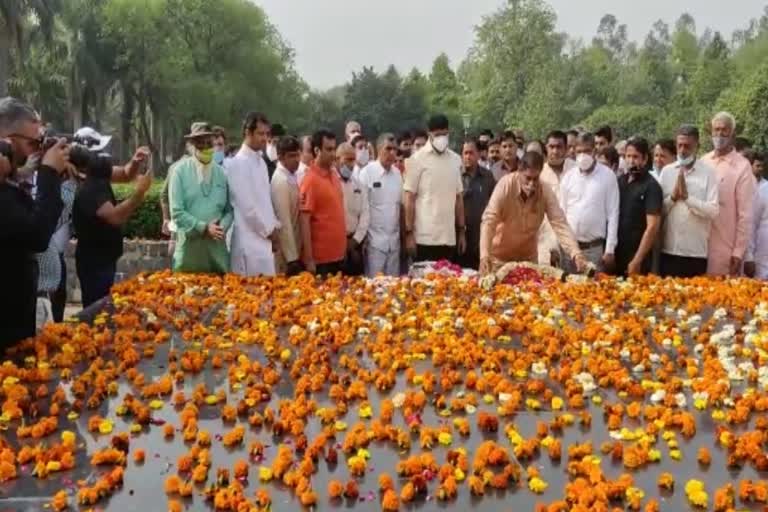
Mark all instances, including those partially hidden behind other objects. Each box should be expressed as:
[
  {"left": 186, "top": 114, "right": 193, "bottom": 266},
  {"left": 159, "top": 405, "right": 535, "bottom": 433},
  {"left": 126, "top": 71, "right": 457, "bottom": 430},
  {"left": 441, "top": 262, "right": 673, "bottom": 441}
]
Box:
[{"left": 578, "top": 238, "right": 605, "bottom": 250}]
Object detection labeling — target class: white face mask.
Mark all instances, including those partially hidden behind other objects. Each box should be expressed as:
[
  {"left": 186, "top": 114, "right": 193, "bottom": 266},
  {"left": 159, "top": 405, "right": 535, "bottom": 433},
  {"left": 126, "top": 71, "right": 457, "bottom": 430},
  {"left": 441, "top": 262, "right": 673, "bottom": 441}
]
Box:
[
  {"left": 356, "top": 148, "right": 370, "bottom": 166},
  {"left": 576, "top": 153, "right": 595, "bottom": 172},
  {"left": 431, "top": 135, "right": 449, "bottom": 153},
  {"left": 266, "top": 143, "right": 278, "bottom": 162}
]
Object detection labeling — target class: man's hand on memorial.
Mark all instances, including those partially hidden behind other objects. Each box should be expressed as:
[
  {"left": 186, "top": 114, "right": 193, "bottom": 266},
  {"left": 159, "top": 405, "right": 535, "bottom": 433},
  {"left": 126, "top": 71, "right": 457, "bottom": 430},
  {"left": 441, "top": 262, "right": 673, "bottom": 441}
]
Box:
[{"left": 479, "top": 257, "right": 492, "bottom": 276}]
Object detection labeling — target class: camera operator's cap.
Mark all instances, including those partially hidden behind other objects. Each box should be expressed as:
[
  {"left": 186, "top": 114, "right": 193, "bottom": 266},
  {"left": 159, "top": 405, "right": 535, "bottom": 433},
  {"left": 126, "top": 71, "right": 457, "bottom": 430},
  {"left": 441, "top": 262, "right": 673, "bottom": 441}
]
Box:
[
  {"left": 184, "top": 122, "right": 215, "bottom": 140},
  {"left": 74, "top": 127, "right": 112, "bottom": 152}
]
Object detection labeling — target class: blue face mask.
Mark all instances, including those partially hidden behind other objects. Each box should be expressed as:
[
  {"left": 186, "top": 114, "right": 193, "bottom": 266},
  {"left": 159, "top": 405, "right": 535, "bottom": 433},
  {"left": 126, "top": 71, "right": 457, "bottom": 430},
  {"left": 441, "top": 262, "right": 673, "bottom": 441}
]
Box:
[
  {"left": 339, "top": 165, "right": 353, "bottom": 180},
  {"left": 677, "top": 154, "right": 695, "bottom": 167},
  {"left": 213, "top": 150, "right": 225, "bottom": 165}
]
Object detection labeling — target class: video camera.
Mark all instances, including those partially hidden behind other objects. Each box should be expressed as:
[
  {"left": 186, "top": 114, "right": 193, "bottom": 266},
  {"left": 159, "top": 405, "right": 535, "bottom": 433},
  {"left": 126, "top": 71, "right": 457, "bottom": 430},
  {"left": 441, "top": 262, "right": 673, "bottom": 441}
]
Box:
[{"left": 0, "top": 130, "right": 113, "bottom": 177}]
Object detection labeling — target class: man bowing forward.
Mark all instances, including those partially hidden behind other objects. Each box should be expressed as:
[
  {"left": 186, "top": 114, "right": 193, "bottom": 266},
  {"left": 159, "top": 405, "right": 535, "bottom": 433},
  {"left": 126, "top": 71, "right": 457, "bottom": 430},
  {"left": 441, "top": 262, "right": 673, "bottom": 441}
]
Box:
[{"left": 225, "top": 112, "right": 281, "bottom": 276}]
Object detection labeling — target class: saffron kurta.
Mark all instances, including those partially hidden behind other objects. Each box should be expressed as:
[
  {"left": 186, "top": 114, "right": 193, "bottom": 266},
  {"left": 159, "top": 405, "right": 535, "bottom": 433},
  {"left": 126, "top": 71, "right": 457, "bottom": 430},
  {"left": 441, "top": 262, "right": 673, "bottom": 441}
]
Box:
[
  {"left": 169, "top": 158, "right": 233, "bottom": 274},
  {"left": 225, "top": 145, "right": 281, "bottom": 276},
  {"left": 702, "top": 149, "right": 756, "bottom": 276}
]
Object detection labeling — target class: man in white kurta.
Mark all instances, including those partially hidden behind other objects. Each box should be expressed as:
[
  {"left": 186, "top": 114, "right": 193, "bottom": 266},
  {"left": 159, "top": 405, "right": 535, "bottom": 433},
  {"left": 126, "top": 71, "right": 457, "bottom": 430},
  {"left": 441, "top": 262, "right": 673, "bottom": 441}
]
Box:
[
  {"left": 225, "top": 113, "right": 281, "bottom": 276},
  {"left": 745, "top": 176, "right": 768, "bottom": 279}
]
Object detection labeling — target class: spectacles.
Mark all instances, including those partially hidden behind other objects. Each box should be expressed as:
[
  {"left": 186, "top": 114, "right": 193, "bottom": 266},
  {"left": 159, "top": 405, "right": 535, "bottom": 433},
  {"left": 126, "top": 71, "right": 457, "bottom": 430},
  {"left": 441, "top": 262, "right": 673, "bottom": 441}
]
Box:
[
  {"left": 8, "top": 133, "right": 44, "bottom": 150},
  {"left": 383, "top": 146, "right": 397, "bottom": 152}
]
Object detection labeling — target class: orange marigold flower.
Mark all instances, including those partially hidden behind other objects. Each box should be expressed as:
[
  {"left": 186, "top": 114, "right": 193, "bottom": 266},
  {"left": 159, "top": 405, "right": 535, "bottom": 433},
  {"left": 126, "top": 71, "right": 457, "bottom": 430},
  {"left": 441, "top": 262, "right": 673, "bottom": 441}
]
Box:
[
  {"left": 379, "top": 473, "right": 394, "bottom": 491},
  {"left": 697, "top": 447, "right": 711, "bottom": 466},
  {"left": 400, "top": 482, "right": 416, "bottom": 502},
  {"left": 328, "top": 480, "right": 344, "bottom": 499},
  {"left": 382, "top": 489, "right": 400, "bottom": 511}
]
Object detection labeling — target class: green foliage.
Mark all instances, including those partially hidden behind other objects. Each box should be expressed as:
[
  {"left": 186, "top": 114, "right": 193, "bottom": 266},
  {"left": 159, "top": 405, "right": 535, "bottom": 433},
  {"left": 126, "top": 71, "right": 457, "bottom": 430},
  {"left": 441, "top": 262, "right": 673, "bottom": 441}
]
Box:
[
  {"left": 8, "top": 0, "right": 768, "bottom": 152},
  {"left": 112, "top": 181, "right": 164, "bottom": 239},
  {"left": 581, "top": 105, "right": 664, "bottom": 140}
]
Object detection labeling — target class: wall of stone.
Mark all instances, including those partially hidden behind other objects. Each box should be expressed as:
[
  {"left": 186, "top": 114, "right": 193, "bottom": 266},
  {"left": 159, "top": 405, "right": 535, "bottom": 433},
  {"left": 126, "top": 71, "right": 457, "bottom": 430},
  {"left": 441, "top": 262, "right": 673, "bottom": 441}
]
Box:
[{"left": 64, "top": 240, "right": 170, "bottom": 303}]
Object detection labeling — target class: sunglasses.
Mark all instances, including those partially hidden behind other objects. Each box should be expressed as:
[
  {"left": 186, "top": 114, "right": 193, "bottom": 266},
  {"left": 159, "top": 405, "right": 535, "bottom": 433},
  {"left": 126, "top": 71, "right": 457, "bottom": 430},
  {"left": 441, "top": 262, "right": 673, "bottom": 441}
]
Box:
[{"left": 9, "top": 133, "right": 44, "bottom": 150}]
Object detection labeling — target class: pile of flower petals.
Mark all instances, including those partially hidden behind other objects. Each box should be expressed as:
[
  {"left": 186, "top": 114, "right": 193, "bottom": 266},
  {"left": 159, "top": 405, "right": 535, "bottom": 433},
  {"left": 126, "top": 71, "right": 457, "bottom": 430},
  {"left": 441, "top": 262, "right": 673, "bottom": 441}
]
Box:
[{"left": 0, "top": 272, "right": 767, "bottom": 511}]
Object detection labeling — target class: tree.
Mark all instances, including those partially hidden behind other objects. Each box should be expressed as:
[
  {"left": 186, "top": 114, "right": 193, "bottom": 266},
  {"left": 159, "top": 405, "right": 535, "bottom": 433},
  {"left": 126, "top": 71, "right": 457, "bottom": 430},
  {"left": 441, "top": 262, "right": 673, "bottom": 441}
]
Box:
[
  {"left": 0, "top": 0, "right": 60, "bottom": 96},
  {"left": 460, "top": 0, "right": 564, "bottom": 129}
]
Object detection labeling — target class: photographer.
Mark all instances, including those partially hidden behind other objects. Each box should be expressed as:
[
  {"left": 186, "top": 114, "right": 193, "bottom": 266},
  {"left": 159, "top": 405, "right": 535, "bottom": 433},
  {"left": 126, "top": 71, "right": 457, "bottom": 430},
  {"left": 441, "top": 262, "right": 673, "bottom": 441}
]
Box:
[
  {"left": 0, "top": 97, "right": 69, "bottom": 351},
  {"left": 72, "top": 131, "right": 152, "bottom": 308}
]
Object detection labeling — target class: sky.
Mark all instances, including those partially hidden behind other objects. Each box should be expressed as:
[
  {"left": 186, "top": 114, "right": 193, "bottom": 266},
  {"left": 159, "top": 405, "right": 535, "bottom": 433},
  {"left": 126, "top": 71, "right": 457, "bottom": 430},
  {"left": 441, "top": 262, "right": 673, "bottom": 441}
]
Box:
[{"left": 256, "top": 0, "right": 766, "bottom": 90}]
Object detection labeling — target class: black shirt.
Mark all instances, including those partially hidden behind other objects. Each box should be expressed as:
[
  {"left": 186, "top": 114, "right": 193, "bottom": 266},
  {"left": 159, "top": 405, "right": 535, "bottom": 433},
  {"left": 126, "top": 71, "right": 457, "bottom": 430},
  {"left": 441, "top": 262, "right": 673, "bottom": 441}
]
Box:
[
  {"left": 0, "top": 166, "right": 63, "bottom": 348},
  {"left": 461, "top": 165, "right": 496, "bottom": 263},
  {"left": 73, "top": 177, "right": 123, "bottom": 266},
  {"left": 615, "top": 170, "right": 663, "bottom": 274}
]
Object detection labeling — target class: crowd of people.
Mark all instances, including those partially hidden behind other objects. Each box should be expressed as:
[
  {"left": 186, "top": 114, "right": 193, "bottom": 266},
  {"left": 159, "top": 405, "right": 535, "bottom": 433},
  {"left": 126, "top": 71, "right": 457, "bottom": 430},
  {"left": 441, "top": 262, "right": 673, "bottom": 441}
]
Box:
[{"left": 1, "top": 92, "right": 767, "bottom": 351}]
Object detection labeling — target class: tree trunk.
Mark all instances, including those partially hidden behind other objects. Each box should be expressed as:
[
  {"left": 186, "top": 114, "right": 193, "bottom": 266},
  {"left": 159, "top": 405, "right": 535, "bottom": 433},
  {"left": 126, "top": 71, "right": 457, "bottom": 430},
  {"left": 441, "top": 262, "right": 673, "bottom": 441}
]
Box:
[
  {"left": 120, "top": 81, "right": 134, "bottom": 162},
  {"left": 0, "top": 31, "right": 12, "bottom": 97}
]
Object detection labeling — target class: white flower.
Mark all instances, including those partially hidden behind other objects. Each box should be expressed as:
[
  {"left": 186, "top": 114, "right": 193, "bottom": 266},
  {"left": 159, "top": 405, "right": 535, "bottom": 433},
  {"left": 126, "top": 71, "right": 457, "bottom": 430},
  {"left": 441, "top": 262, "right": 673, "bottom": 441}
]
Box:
[
  {"left": 531, "top": 362, "right": 548, "bottom": 376},
  {"left": 647, "top": 316, "right": 657, "bottom": 325},
  {"left": 632, "top": 364, "right": 645, "bottom": 374},
  {"left": 662, "top": 338, "right": 672, "bottom": 347},
  {"left": 454, "top": 318, "right": 465, "bottom": 329},
  {"left": 674, "top": 393, "right": 687, "bottom": 408},
  {"left": 693, "top": 343, "right": 704, "bottom": 354},
  {"left": 620, "top": 348, "right": 630, "bottom": 361},
  {"left": 392, "top": 393, "right": 405, "bottom": 408},
  {"left": 650, "top": 389, "right": 666, "bottom": 404},
  {"left": 498, "top": 393, "right": 513, "bottom": 403},
  {"left": 486, "top": 318, "right": 497, "bottom": 327},
  {"left": 649, "top": 353, "right": 661, "bottom": 364}
]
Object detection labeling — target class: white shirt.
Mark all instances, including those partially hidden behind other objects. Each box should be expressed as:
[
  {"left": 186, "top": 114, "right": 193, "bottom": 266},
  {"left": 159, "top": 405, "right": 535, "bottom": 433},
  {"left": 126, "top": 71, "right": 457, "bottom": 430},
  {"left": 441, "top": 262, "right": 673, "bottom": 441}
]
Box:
[
  {"left": 746, "top": 179, "right": 768, "bottom": 278},
  {"left": 403, "top": 144, "right": 463, "bottom": 246},
  {"left": 650, "top": 168, "right": 662, "bottom": 183},
  {"left": 339, "top": 171, "right": 370, "bottom": 244},
  {"left": 660, "top": 160, "right": 719, "bottom": 258},
  {"left": 225, "top": 144, "right": 281, "bottom": 276},
  {"left": 559, "top": 162, "right": 620, "bottom": 252},
  {"left": 359, "top": 160, "right": 402, "bottom": 252}
]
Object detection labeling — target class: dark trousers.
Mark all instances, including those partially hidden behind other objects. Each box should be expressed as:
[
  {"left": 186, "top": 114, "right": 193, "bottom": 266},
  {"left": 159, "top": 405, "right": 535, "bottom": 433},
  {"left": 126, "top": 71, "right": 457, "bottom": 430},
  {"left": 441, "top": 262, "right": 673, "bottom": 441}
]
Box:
[
  {"left": 660, "top": 253, "right": 708, "bottom": 278},
  {"left": 343, "top": 238, "right": 364, "bottom": 276},
  {"left": 77, "top": 259, "right": 117, "bottom": 308},
  {"left": 50, "top": 253, "right": 67, "bottom": 322},
  {"left": 456, "top": 248, "right": 480, "bottom": 270},
  {"left": 316, "top": 260, "right": 344, "bottom": 277},
  {"left": 414, "top": 245, "right": 456, "bottom": 263}
]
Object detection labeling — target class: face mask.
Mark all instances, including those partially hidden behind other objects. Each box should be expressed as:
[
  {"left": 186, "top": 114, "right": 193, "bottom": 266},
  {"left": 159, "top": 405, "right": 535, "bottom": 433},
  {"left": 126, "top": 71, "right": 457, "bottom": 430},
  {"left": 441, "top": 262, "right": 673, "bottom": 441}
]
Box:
[
  {"left": 266, "top": 144, "right": 278, "bottom": 162},
  {"left": 576, "top": 153, "right": 594, "bottom": 172},
  {"left": 431, "top": 135, "right": 449, "bottom": 153},
  {"left": 339, "top": 165, "right": 353, "bottom": 180},
  {"left": 196, "top": 148, "right": 214, "bottom": 165},
  {"left": 213, "top": 150, "right": 225, "bottom": 166},
  {"left": 677, "top": 154, "right": 695, "bottom": 167},
  {"left": 712, "top": 136, "right": 730, "bottom": 151},
  {"left": 356, "top": 148, "right": 370, "bottom": 166}
]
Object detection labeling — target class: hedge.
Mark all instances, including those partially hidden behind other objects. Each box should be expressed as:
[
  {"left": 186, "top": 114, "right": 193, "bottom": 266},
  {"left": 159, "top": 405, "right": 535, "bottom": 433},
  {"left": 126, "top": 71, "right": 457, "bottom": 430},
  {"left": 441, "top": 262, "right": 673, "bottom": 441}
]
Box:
[{"left": 113, "top": 180, "right": 165, "bottom": 239}]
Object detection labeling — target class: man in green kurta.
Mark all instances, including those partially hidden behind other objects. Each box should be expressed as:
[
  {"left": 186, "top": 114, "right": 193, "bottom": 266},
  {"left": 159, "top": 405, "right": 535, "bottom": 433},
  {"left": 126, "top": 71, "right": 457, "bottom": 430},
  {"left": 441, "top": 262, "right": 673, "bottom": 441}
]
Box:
[{"left": 169, "top": 122, "right": 233, "bottom": 273}]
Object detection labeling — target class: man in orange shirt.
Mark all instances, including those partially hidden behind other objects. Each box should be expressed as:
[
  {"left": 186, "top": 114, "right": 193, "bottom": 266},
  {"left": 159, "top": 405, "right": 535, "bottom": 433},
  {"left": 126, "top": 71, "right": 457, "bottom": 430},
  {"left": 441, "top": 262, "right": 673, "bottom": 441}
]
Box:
[{"left": 299, "top": 129, "right": 347, "bottom": 276}]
